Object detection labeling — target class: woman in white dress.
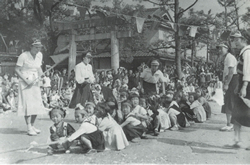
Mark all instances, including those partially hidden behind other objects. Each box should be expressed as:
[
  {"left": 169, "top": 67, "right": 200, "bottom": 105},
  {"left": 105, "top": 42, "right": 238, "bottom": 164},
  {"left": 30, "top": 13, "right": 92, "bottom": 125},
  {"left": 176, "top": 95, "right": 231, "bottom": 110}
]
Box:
[{"left": 15, "top": 40, "right": 45, "bottom": 136}]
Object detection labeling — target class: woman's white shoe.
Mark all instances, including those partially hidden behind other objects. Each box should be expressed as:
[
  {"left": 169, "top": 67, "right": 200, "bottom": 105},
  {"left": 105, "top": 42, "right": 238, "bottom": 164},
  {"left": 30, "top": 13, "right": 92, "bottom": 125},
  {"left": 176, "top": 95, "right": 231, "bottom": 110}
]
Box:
[
  {"left": 27, "top": 129, "right": 37, "bottom": 136},
  {"left": 32, "top": 126, "right": 41, "bottom": 134}
]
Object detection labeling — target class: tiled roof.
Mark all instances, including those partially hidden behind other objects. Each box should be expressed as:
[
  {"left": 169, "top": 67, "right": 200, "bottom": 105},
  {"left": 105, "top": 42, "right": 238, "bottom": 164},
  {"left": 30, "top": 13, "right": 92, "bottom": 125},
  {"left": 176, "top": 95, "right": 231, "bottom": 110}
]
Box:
[{"left": 92, "top": 51, "right": 156, "bottom": 58}]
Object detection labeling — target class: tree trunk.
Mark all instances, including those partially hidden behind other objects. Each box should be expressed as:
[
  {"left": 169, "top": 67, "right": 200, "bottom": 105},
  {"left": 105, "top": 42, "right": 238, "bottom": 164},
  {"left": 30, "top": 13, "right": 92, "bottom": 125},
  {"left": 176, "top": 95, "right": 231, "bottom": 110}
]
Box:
[
  {"left": 68, "top": 29, "right": 77, "bottom": 78},
  {"left": 234, "top": 0, "right": 240, "bottom": 30},
  {"left": 175, "top": 0, "right": 182, "bottom": 79},
  {"left": 191, "top": 39, "right": 194, "bottom": 67},
  {"left": 111, "top": 30, "right": 119, "bottom": 71},
  {"left": 224, "top": 1, "right": 228, "bottom": 29}
]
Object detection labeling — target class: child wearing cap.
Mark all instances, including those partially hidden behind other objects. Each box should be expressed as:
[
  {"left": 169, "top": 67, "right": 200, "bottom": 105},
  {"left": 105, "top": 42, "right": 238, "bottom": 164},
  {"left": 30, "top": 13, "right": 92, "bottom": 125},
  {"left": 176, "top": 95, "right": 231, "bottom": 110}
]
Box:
[
  {"left": 96, "top": 103, "right": 129, "bottom": 151},
  {"left": 47, "top": 108, "right": 75, "bottom": 155},
  {"left": 60, "top": 108, "right": 105, "bottom": 154},
  {"left": 120, "top": 101, "right": 147, "bottom": 141}
]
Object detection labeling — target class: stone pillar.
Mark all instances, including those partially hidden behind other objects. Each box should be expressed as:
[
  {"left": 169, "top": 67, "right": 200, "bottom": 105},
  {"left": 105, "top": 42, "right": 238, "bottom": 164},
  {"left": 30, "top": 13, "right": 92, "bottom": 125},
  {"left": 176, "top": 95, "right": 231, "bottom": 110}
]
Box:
[
  {"left": 110, "top": 30, "right": 119, "bottom": 70},
  {"left": 68, "top": 29, "right": 77, "bottom": 78}
]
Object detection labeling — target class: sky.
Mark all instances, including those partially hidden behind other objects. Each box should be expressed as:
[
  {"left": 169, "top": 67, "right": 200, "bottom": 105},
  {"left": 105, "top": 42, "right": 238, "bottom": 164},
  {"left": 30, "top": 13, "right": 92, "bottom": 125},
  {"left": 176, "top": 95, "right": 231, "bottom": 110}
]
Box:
[{"left": 93, "top": 0, "right": 250, "bottom": 28}]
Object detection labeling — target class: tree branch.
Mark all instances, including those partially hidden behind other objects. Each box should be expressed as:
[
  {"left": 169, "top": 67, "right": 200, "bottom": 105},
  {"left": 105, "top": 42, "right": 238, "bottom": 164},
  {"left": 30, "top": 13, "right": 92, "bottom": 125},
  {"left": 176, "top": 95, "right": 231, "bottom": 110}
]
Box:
[
  {"left": 143, "top": 0, "right": 161, "bottom": 6},
  {"left": 178, "top": 0, "right": 199, "bottom": 17},
  {"left": 143, "top": 0, "right": 175, "bottom": 6}
]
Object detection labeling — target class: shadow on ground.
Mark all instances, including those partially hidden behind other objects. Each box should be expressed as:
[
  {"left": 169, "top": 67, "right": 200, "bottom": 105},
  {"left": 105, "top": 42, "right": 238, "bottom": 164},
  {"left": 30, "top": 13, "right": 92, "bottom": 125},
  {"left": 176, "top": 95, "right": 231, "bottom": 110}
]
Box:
[
  {"left": 0, "top": 128, "right": 26, "bottom": 135},
  {"left": 157, "top": 138, "right": 236, "bottom": 154}
]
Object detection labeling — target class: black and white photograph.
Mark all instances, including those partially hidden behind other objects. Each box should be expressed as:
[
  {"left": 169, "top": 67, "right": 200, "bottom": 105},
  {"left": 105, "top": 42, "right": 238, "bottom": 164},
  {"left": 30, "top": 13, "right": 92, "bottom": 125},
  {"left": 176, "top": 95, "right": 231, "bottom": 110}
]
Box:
[{"left": 0, "top": 0, "right": 250, "bottom": 164}]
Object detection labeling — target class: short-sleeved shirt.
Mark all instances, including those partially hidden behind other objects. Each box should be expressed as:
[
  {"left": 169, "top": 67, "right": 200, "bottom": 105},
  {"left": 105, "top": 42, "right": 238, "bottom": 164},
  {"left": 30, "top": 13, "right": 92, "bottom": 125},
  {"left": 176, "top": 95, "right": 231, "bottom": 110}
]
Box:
[
  {"left": 67, "top": 122, "right": 97, "bottom": 142},
  {"left": 125, "top": 115, "right": 141, "bottom": 126},
  {"left": 16, "top": 51, "right": 43, "bottom": 82},
  {"left": 223, "top": 53, "right": 237, "bottom": 81},
  {"left": 140, "top": 68, "right": 165, "bottom": 83},
  {"left": 16, "top": 51, "right": 42, "bottom": 69}
]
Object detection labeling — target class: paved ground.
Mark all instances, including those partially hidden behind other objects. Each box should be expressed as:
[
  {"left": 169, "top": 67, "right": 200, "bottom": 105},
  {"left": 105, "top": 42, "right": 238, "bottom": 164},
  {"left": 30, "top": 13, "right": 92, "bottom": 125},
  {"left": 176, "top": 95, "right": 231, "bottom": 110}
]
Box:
[{"left": 0, "top": 101, "right": 250, "bottom": 164}]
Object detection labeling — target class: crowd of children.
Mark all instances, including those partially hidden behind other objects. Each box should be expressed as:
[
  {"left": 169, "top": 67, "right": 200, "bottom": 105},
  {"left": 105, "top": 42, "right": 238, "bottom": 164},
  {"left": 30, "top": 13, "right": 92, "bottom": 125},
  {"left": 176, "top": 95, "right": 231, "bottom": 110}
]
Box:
[{"left": 0, "top": 61, "right": 225, "bottom": 154}]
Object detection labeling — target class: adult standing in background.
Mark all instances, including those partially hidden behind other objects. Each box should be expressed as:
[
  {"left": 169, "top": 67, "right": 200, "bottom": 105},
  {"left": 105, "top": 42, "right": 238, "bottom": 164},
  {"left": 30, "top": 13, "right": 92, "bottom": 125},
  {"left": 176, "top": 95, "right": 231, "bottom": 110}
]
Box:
[
  {"left": 140, "top": 59, "right": 165, "bottom": 96},
  {"left": 69, "top": 52, "right": 95, "bottom": 108},
  {"left": 217, "top": 43, "right": 238, "bottom": 132},
  {"left": 15, "top": 39, "right": 45, "bottom": 136},
  {"left": 228, "top": 31, "right": 250, "bottom": 149}
]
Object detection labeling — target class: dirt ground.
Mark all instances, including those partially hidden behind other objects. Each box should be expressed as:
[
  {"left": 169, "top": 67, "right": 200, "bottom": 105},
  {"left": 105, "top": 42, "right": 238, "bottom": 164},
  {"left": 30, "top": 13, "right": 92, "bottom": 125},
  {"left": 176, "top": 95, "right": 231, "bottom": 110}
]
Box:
[{"left": 0, "top": 101, "right": 249, "bottom": 164}]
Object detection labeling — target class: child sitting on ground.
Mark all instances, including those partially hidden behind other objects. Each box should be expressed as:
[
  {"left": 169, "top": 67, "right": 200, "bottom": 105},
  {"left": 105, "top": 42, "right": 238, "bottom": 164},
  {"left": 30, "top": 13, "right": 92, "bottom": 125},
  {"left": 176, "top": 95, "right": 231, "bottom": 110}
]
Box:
[
  {"left": 163, "top": 91, "right": 188, "bottom": 131},
  {"left": 84, "top": 102, "right": 99, "bottom": 125},
  {"left": 196, "top": 88, "right": 211, "bottom": 119},
  {"left": 61, "top": 108, "right": 105, "bottom": 154},
  {"left": 140, "top": 97, "right": 160, "bottom": 136},
  {"left": 47, "top": 108, "right": 75, "bottom": 155},
  {"left": 188, "top": 92, "right": 206, "bottom": 123},
  {"left": 120, "top": 101, "right": 147, "bottom": 141},
  {"left": 96, "top": 102, "right": 129, "bottom": 151}
]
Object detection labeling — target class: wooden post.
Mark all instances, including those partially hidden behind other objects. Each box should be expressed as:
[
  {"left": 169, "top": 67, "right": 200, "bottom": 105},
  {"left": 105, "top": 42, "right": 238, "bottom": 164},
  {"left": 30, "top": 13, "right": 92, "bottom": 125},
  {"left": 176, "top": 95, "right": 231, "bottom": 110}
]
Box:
[
  {"left": 111, "top": 30, "right": 119, "bottom": 70},
  {"left": 68, "top": 29, "right": 77, "bottom": 78}
]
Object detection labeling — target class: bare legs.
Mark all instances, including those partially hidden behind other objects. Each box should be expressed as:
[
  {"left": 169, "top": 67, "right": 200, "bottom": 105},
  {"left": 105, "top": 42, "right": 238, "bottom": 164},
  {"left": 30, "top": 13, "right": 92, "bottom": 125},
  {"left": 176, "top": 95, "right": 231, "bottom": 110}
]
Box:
[
  {"left": 220, "top": 112, "right": 233, "bottom": 131},
  {"left": 233, "top": 121, "right": 241, "bottom": 143},
  {"left": 226, "top": 113, "right": 232, "bottom": 126},
  {"left": 25, "top": 115, "right": 37, "bottom": 127}
]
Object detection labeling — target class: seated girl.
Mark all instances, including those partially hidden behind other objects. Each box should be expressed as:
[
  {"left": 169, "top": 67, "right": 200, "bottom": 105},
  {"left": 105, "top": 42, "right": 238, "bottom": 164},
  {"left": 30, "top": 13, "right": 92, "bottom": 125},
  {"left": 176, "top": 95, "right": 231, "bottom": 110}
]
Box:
[
  {"left": 210, "top": 77, "right": 224, "bottom": 106},
  {"left": 153, "top": 95, "right": 171, "bottom": 132},
  {"left": 84, "top": 101, "right": 99, "bottom": 125},
  {"left": 140, "top": 97, "right": 160, "bottom": 136},
  {"left": 120, "top": 101, "right": 147, "bottom": 141},
  {"left": 61, "top": 108, "right": 105, "bottom": 154},
  {"left": 196, "top": 88, "right": 211, "bottom": 119},
  {"left": 188, "top": 93, "right": 206, "bottom": 123},
  {"left": 163, "top": 91, "right": 189, "bottom": 131},
  {"left": 96, "top": 103, "right": 129, "bottom": 151},
  {"left": 47, "top": 108, "right": 75, "bottom": 155},
  {"left": 130, "top": 92, "right": 149, "bottom": 129},
  {"left": 179, "top": 92, "right": 195, "bottom": 121}
]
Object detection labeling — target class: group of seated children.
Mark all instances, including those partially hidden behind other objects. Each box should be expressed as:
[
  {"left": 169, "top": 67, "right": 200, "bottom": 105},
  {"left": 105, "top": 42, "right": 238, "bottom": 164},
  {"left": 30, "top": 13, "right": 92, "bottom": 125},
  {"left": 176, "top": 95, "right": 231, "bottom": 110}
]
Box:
[{"left": 46, "top": 85, "right": 212, "bottom": 155}]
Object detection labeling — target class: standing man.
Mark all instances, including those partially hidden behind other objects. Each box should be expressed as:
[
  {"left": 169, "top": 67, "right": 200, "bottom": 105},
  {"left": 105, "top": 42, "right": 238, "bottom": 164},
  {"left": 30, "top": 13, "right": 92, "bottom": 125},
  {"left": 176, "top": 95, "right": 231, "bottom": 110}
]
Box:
[
  {"left": 140, "top": 59, "right": 165, "bottom": 96},
  {"left": 217, "top": 43, "right": 238, "bottom": 131},
  {"left": 69, "top": 52, "right": 95, "bottom": 108},
  {"left": 228, "top": 31, "right": 250, "bottom": 149}
]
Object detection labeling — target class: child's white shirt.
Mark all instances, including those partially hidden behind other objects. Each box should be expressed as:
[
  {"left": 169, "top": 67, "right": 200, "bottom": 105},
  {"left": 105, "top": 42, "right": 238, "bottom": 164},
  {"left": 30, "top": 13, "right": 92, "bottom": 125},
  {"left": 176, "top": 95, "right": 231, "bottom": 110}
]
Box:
[
  {"left": 125, "top": 113, "right": 141, "bottom": 126},
  {"left": 67, "top": 122, "right": 97, "bottom": 142}
]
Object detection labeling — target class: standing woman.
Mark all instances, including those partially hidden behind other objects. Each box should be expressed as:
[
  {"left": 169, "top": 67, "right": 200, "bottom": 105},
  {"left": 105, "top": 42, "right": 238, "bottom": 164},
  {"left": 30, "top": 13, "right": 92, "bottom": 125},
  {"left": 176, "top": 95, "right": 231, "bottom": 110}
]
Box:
[
  {"left": 15, "top": 40, "right": 45, "bottom": 136},
  {"left": 69, "top": 52, "right": 95, "bottom": 108},
  {"left": 229, "top": 31, "right": 250, "bottom": 149},
  {"left": 140, "top": 59, "right": 165, "bottom": 96},
  {"left": 216, "top": 43, "right": 238, "bottom": 132}
]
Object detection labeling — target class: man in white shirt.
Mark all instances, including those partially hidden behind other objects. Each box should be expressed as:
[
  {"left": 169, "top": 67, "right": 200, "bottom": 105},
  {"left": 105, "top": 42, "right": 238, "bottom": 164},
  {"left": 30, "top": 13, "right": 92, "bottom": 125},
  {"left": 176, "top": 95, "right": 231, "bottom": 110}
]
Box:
[
  {"left": 140, "top": 59, "right": 165, "bottom": 95},
  {"left": 69, "top": 52, "right": 95, "bottom": 108}
]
